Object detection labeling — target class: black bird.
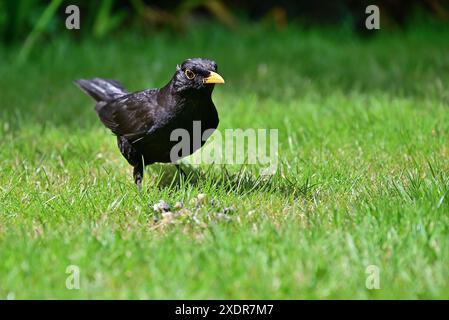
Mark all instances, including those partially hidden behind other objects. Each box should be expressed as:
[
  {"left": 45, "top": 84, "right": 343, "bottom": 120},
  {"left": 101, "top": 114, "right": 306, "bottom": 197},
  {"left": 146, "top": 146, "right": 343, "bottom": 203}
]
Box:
[{"left": 75, "top": 58, "right": 225, "bottom": 189}]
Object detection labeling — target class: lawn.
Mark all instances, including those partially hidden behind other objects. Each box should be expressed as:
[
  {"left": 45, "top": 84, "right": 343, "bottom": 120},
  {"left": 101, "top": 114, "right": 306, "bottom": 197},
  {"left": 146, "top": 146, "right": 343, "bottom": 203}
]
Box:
[{"left": 1, "top": 22, "right": 449, "bottom": 299}]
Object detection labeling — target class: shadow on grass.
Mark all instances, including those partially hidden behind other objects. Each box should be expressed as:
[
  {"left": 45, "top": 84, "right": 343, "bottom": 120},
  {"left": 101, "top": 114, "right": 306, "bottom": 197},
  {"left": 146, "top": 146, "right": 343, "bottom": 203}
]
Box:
[{"left": 146, "top": 163, "right": 317, "bottom": 198}]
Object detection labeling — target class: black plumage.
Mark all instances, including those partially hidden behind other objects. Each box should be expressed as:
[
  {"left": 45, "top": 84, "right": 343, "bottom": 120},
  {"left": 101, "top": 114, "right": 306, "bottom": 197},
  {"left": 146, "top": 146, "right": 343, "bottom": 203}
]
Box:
[{"left": 75, "top": 58, "right": 225, "bottom": 189}]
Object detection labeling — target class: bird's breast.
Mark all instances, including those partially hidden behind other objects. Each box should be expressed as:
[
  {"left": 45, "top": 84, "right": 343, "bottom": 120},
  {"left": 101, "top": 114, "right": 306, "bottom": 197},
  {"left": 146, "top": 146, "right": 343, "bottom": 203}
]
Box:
[{"left": 135, "top": 100, "right": 219, "bottom": 164}]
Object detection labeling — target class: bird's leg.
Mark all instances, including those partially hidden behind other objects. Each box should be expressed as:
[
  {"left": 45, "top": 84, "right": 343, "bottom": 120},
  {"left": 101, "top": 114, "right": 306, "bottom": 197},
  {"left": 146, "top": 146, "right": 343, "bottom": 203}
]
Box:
[
  {"left": 117, "top": 136, "right": 144, "bottom": 191},
  {"left": 175, "top": 164, "right": 187, "bottom": 180},
  {"left": 133, "top": 160, "right": 144, "bottom": 191}
]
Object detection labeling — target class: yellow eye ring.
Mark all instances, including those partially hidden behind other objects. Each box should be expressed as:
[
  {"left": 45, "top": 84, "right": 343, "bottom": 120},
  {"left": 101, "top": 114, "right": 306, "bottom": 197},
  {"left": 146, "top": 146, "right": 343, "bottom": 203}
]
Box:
[{"left": 185, "top": 69, "right": 195, "bottom": 80}]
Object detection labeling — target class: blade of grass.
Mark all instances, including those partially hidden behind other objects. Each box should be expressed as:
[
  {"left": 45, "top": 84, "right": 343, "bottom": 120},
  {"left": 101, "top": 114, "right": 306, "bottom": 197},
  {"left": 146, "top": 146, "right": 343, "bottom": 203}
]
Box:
[{"left": 17, "top": 0, "right": 63, "bottom": 64}]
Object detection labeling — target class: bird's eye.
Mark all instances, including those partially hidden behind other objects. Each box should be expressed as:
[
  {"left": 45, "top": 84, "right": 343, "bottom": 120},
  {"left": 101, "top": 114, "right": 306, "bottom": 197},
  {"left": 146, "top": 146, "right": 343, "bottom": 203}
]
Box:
[{"left": 185, "top": 69, "right": 195, "bottom": 80}]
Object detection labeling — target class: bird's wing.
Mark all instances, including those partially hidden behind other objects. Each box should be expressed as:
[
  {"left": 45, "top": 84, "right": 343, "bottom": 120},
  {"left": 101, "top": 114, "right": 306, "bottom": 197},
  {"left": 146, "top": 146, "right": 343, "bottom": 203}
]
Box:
[{"left": 96, "top": 89, "right": 159, "bottom": 140}]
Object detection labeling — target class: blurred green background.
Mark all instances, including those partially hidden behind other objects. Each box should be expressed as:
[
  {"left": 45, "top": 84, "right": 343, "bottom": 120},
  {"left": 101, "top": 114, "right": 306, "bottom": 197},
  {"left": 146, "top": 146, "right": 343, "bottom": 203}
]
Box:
[{"left": 1, "top": 0, "right": 448, "bottom": 63}]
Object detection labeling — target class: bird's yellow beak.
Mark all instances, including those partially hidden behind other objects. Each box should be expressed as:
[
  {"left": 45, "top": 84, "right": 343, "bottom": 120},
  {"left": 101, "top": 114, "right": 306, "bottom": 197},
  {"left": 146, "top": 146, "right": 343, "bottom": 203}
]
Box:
[{"left": 203, "top": 71, "right": 225, "bottom": 84}]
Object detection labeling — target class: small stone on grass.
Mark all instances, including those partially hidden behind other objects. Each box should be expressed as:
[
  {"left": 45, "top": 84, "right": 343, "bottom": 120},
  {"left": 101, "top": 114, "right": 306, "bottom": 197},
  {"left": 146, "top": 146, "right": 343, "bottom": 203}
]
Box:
[{"left": 153, "top": 200, "right": 170, "bottom": 213}]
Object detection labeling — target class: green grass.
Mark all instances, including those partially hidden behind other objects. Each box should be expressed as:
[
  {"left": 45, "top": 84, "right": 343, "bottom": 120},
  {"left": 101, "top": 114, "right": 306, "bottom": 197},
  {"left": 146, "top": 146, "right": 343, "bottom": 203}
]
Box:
[{"left": 1, "top": 22, "right": 449, "bottom": 299}]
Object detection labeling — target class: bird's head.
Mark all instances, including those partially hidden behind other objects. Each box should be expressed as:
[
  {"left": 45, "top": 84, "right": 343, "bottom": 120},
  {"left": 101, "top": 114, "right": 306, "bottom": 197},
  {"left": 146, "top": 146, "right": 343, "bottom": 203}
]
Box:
[{"left": 171, "top": 58, "right": 225, "bottom": 95}]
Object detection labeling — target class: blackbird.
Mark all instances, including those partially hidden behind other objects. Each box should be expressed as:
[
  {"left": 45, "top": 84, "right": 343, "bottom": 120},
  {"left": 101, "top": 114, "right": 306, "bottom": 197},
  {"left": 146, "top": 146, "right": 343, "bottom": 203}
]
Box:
[{"left": 75, "top": 58, "right": 225, "bottom": 189}]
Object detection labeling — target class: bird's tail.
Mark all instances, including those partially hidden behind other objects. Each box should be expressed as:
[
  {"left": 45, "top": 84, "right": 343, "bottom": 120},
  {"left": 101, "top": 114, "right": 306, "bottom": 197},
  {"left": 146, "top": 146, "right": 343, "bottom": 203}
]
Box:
[{"left": 74, "top": 78, "right": 128, "bottom": 102}]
